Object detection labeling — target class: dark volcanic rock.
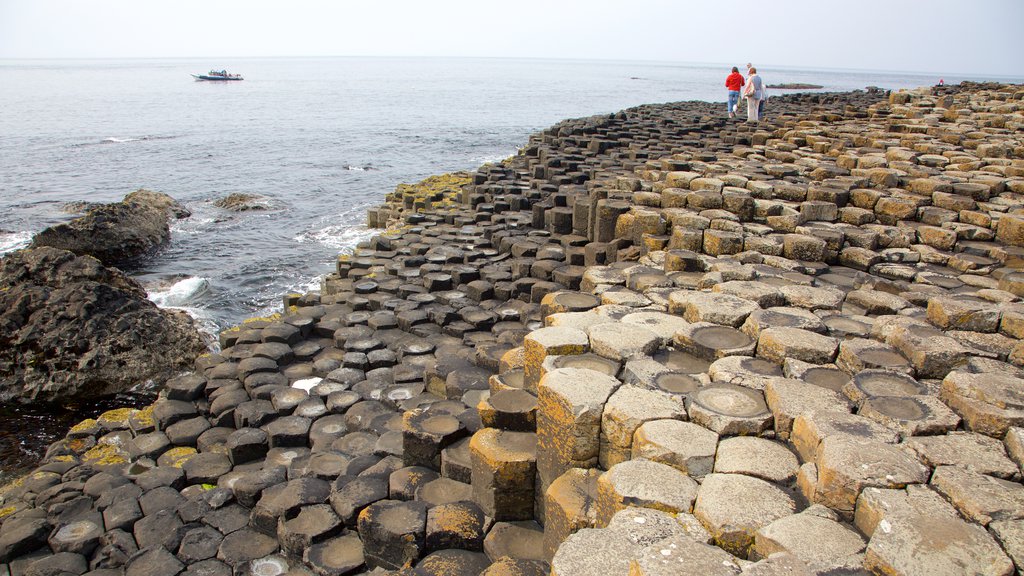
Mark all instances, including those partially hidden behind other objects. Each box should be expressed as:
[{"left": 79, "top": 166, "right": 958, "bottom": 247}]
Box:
[
  {"left": 0, "top": 247, "right": 207, "bottom": 403},
  {"left": 31, "top": 189, "right": 188, "bottom": 267},
  {"left": 213, "top": 193, "right": 273, "bottom": 212}
]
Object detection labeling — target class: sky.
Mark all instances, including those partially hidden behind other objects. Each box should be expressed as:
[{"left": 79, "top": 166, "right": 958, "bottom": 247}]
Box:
[{"left": 1, "top": 0, "right": 1021, "bottom": 77}]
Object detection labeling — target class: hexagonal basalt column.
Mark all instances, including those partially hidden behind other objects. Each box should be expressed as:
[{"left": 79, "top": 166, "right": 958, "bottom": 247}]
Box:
[
  {"left": 756, "top": 327, "right": 838, "bottom": 365},
  {"left": 403, "top": 407, "right": 468, "bottom": 470},
  {"left": 357, "top": 499, "right": 428, "bottom": 571},
  {"left": 470, "top": 428, "right": 537, "bottom": 521},
  {"left": 693, "top": 473, "right": 798, "bottom": 558},
  {"left": 587, "top": 322, "right": 661, "bottom": 363},
  {"left": 536, "top": 368, "right": 620, "bottom": 489},
  {"left": 813, "top": 436, "right": 929, "bottom": 517},
  {"left": 523, "top": 327, "right": 590, "bottom": 392},
  {"left": 478, "top": 389, "right": 538, "bottom": 432},
  {"left": 687, "top": 384, "right": 773, "bottom": 436},
  {"left": 542, "top": 468, "right": 600, "bottom": 561},
  {"left": 595, "top": 459, "right": 698, "bottom": 527},
  {"left": 599, "top": 385, "right": 687, "bottom": 468},
  {"left": 632, "top": 419, "right": 719, "bottom": 479},
  {"left": 674, "top": 322, "right": 756, "bottom": 361}
]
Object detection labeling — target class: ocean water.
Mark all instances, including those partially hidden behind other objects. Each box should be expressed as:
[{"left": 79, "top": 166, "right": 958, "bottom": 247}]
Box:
[{"left": 0, "top": 57, "right": 1011, "bottom": 337}]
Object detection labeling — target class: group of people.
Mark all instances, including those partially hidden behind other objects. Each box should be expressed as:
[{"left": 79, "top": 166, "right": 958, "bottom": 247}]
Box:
[{"left": 725, "top": 63, "right": 766, "bottom": 122}]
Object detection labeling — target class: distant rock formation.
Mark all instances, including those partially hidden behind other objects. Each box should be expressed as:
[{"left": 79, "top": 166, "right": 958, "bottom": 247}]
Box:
[
  {"left": 0, "top": 246, "right": 207, "bottom": 404},
  {"left": 767, "top": 83, "right": 824, "bottom": 90},
  {"left": 31, "top": 189, "right": 190, "bottom": 268},
  {"left": 214, "top": 192, "right": 273, "bottom": 211}
]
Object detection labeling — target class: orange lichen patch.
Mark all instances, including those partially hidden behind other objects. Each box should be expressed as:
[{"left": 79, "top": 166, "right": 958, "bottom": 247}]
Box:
[
  {"left": 431, "top": 507, "right": 480, "bottom": 540},
  {"left": 499, "top": 348, "right": 526, "bottom": 372},
  {"left": 66, "top": 437, "right": 94, "bottom": 454}
]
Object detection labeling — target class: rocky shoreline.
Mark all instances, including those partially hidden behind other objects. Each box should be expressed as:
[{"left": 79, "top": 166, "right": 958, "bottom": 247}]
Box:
[{"left": 2, "top": 82, "right": 1024, "bottom": 576}]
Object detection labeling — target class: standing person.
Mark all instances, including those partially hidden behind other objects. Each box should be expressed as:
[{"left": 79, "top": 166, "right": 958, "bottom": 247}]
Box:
[
  {"left": 725, "top": 67, "right": 745, "bottom": 118},
  {"left": 744, "top": 67, "right": 764, "bottom": 122}
]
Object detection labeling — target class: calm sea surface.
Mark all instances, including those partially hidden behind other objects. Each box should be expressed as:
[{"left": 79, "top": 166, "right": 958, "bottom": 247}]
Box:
[{"left": 0, "top": 56, "right": 1019, "bottom": 479}]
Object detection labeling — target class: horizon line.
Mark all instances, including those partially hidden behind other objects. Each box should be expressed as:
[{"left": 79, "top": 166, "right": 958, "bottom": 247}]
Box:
[{"left": 0, "top": 54, "right": 1021, "bottom": 81}]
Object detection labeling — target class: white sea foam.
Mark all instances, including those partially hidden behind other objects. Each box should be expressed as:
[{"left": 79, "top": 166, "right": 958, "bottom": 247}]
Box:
[
  {"left": 101, "top": 136, "right": 140, "bottom": 144},
  {"left": 0, "top": 231, "right": 32, "bottom": 256},
  {"left": 470, "top": 152, "right": 515, "bottom": 165},
  {"left": 294, "top": 224, "right": 376, "bottom": 251},
  {"left": 147, "top": 276, "right": 210, "bottom": 307}
]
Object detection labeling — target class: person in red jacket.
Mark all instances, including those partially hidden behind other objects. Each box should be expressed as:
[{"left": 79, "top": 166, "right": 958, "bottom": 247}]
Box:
[{"left": 725, "top": 67, "right": 745, "bottom": 118}]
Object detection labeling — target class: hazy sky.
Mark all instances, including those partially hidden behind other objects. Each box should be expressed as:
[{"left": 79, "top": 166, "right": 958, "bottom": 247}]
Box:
[{"left": 1, "top": 0, "right": 1021, "bottom": 77}]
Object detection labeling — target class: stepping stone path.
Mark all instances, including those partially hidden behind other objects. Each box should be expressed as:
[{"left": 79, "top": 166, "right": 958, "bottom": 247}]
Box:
[{"left": 3, "top": 82, "right": 1024, "bottom": 575}]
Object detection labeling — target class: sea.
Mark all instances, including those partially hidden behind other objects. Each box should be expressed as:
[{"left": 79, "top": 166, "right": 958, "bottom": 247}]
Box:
[{"left": 0, "top": 56, "right": 1017, "bottom": 478}]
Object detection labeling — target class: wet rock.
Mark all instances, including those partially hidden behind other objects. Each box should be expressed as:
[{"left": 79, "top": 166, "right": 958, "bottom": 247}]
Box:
[
  {"left": 0, "top": 247, "right": 205, "bottom": 403},
  {"left": 31, "top": 189, "right": 187, "bottom": 266}
]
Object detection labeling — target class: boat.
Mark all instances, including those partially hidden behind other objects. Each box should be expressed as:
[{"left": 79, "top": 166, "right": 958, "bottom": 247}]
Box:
[{"left": 192, "top": 69, "right": 243, "bottom": 81}]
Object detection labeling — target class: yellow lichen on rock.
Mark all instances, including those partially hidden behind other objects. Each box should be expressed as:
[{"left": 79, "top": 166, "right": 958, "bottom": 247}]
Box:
[
  {"left": 82, "top": 444, "right": 128, "bottom": 466},
  {"left": 68, "top": 418, "right": 98, "bottom": 435},
  {"left": 97, "top": 407, "right": 137, "bottom": 428},
  {"left": 161, "top": 446, "right": 198, "bottom": 468}
]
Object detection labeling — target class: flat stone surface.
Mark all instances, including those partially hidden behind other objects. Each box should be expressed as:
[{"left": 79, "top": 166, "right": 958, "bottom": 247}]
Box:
[
  {"left": 595, "top": 459, "right": 698, "bottom": 526},
  {"left": 941, "top": 370, "right": 1024, "bottom": 438},
  {"left": 483, "top": 521, "right": 545, "bottom": 563},
  {"left": 764, "top": 377, "right": 850, "bottom": 440},
  {"left": 303, "top": 533, "right": 365, "bottom": 576},
  {"left": 713, "top": 436, "right": 799, "bottom": 484},
  {"left": 859, "top": 394, "right": 962, "bottom": 437},
  {"left": 356, "top": 499, "right": 427, "bottom": 571},
  {"left": 903, "top": 432, "right": 1019, "bottom": 479},
  {"left": 757, "top": 327, "right": 838, "bottom": 365},
  {"left": 693, "top": 473, "right": 798, "bottom": 558},
  {"left": 814, "top": 436, "right": 930, "bottom": 516},
  {"left": 674, "top": 322, "right": 756, "bottom": 360},
  {"left": 629, "top": 534, "right": 743, "bottom": 575},
  {"left": 632, "top": 419, "right": 718, "bottom": 479},
  {"left": 989, "top": 519, "right": 1024, "bottom": 574},
  {"left": 707, "top": 355, "right": 783, "bottom": 391},
  {"left": 930, "top": 465, "right": 1024, "bottom": 526},
  {"left": 587, "top": 322, "right": 660, "bottom": 362},
  {"left": 862, "top": 488, "right": 1014, "bottom": 576},
  {"left": 754, "top": 507, "right": 866, "bottom": 567},
  {"left": 792, "top": 410, "right": 900, "bottom": 463},
  {"left": 668, "top": 290, "right": 760, "bottom": 328}
]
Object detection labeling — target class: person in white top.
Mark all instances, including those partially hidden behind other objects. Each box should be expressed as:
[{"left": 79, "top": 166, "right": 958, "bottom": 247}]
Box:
[{"left": 744, "top": 67, "right": 764, "bottom": 122}]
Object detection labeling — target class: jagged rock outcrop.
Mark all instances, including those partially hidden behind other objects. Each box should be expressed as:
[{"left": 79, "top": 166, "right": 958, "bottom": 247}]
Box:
[
  {"left": 31, "top": 189, "right": 189, "bottom": 267},
  {"left": 0, "top": 246, "right": 207, "bottom": 403}
]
